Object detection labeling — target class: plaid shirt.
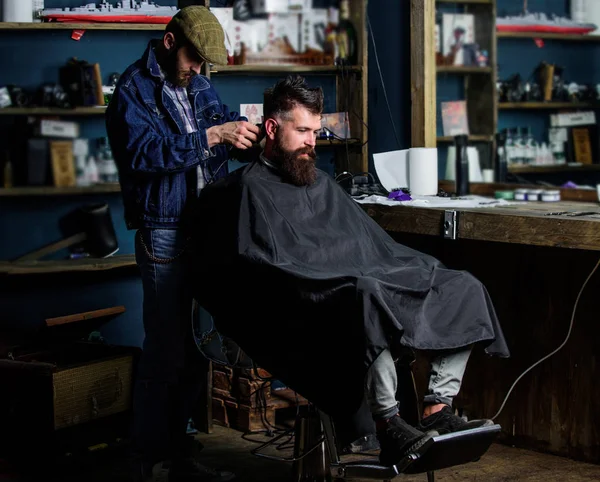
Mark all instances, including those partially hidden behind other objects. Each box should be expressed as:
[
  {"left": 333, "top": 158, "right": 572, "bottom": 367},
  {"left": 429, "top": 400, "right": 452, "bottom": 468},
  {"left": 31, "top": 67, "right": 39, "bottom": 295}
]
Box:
[{"left": 159, "top": 66, "right": 207, "bottom": 192}]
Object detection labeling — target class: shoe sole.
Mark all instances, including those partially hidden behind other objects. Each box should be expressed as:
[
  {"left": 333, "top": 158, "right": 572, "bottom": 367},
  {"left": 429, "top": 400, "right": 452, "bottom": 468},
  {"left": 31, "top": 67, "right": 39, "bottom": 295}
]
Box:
[
  {"left": 404, "top": 430, "right": 438, "bottom": 457},
  {"left": 419, "top": 419, "right": 495, "bottom": 436}
]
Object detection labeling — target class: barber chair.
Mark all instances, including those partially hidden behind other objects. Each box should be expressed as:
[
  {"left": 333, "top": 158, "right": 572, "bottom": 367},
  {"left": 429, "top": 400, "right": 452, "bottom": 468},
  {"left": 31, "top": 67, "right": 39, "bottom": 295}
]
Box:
[{"left": 192, "top": 301, "right": 501, "bottom": 481}]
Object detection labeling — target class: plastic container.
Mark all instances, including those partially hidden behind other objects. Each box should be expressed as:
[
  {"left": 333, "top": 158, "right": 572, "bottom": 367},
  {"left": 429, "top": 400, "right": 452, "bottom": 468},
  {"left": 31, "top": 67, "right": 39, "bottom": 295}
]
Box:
[
  {"left": 526, "top": 189, "right": 543, "bottom": 201},
  {"left": 514, "top": 189, "right": 528, "bottom": 201},
  {"left": 494, "top": 190, "right": 514, "bottom": 200},
  {"left": 541, "top": 190, "right": 561, "bottom": 202}
]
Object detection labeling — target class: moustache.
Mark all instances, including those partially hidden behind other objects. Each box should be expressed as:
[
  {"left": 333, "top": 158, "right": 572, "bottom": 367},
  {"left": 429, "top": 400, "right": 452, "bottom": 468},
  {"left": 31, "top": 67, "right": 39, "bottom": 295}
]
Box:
[{"left": 296, "top": 147, "right": 317, "bottom": 159}]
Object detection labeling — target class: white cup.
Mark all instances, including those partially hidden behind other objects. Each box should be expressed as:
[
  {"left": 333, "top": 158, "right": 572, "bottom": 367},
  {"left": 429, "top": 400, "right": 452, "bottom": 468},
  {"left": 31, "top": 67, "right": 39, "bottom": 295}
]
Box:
[
  {"left": 596, "top": 184, "right": 600, "bottom": 202},
  {"left": 482, "top": 169, "right": 494, "bottom": 183}
]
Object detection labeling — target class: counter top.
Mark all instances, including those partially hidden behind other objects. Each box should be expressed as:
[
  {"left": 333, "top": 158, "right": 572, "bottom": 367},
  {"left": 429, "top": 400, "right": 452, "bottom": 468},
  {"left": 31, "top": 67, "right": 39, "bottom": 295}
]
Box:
[{"left": 365, "top": 200, "right": 600, "bottom": 251}]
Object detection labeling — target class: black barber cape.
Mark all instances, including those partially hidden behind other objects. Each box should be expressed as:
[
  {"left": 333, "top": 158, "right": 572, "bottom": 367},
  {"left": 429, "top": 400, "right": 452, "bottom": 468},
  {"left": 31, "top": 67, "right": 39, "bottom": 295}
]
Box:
[{"left": 190, "top": 158, "right": 509, "bottom": 417}]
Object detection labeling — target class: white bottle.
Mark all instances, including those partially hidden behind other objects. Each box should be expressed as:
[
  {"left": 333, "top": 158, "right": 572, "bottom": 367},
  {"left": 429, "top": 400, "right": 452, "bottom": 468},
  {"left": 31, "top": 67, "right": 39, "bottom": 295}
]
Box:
[
  {"left": 86, "top": 155, "right": 99, "bottom": 185},
  {"left": 75, "top": 155, "right": 89, "bottom": 186},
  {"left": 524, "top": 127, "right": 536, "bottom": 165},
  {"left": 505, "top": 129, "right": 515, "bottom": 165}
]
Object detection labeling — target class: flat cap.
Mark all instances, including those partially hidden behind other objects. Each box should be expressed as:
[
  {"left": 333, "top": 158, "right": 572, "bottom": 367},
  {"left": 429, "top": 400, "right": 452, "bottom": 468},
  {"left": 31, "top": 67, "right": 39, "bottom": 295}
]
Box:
[{"left": 168, "top": 6, "right": 227, "bottom": 65}]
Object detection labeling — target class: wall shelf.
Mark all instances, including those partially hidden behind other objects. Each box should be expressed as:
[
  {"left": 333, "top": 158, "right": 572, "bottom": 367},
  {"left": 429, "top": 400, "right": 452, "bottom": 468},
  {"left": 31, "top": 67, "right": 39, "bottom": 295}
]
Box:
[
  {"left": 316, "top": 139, "right": 360, "bottom": 147},
  {"left": 0, "top": 106, "right": 106, "bottom": 116},
  {"left": 210, "top": 64, "right": 362, "bottom": 75},
  {"left": 436, "top": 66, "right": 492, "bottom": 74},
  {"left": 497, "top": 31, "right": 600, "bottom": 42},
  {"left": 437, "top": 0, "right": 493, "bottom": 4},
  {"left": 0, "top": 254, "right": 136, "bottom": 275},
  {"left": 498, "top": 102, "right": 596, "bottom": 110},
  {"left": 437, "top": 135, "right": 493, "bottom": 143},
  {"left": 0, "top": 184, "right": 120, "bottom": 196},
  {"left": 0, "top": 22, "right": 164, "bottom": 30},
  {"left": 508, "top": 164, "right": 600, "bottom": 174}
]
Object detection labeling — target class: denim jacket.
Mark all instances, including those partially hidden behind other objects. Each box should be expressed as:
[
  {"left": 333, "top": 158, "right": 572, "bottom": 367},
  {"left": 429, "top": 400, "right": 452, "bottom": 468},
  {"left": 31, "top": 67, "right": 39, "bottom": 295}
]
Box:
[{"left": 106, "top": 41, "right": 243, "bottom": 229}]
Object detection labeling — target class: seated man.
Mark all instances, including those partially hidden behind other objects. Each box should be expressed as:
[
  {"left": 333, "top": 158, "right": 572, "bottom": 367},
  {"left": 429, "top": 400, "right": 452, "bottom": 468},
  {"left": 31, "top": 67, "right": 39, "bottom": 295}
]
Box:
[{"left": 188, "top": 75, "right": 509, "bottom": 467}]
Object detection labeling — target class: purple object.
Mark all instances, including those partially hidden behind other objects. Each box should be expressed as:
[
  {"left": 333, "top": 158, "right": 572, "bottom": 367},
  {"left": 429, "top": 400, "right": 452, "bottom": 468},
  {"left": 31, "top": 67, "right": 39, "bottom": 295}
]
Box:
[
  {"left": 562, "top": 181, "right": 578, "bottom": 189},
  {"left": 388, "top": 191, "right": 412, "bottom": 201}
]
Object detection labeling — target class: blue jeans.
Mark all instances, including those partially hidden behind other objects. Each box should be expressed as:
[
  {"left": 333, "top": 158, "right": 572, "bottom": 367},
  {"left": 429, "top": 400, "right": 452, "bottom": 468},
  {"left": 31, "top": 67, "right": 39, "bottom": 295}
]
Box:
[
  {"left": 365, "top": 347, "right": 472, "bottom": 420},
  {"left": 132, "top": 228, "right": 206, "bottom": 466}
]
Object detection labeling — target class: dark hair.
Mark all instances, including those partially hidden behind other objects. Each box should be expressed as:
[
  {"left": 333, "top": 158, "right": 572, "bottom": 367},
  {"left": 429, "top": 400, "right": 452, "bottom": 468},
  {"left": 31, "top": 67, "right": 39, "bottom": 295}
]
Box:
[
  {"left": 264, "top": 75, "right": 324, "bottom": 121},
  {"left": 165, "top": 20, "right": 184, "bottom": 42}
]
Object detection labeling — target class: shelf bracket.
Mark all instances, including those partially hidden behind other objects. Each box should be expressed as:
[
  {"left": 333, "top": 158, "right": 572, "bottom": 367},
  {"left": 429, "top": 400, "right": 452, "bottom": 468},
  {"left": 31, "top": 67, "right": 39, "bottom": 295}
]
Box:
[{"left": 443, "top": 210, "right": 458, "bottom": 240}]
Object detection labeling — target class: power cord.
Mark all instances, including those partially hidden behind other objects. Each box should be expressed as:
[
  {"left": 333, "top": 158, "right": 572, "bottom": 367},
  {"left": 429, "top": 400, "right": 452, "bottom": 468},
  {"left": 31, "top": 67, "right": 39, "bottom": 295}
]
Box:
[
  {"left": 366, "top": 13, "right": 401, "bottom": 150},
  {"left": 490, "top": 255, "right": 600, "bottom": 421}
]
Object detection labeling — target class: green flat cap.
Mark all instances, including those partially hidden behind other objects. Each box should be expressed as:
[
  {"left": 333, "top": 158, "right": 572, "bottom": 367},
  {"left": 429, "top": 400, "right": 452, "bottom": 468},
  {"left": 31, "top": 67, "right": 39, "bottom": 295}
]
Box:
[{"left": 168, "top": 6, "right": 228, "bottom": 65}]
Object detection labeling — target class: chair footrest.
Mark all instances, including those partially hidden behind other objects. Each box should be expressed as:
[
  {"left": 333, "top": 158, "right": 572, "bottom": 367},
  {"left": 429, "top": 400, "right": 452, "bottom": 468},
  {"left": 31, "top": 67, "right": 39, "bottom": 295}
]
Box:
[
  {"left": 330, "top": 424, "right": 501, "bottom": 480},
  {"left": 404, "top": 424, "right": 501, "bottom": 474}
]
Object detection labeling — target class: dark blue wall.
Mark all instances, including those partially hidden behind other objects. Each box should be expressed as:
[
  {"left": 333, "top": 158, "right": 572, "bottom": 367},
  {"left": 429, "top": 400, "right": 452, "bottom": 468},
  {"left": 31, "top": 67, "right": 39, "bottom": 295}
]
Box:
[{"left": 0, "top": 0, "right": 410, "bottom": 347}]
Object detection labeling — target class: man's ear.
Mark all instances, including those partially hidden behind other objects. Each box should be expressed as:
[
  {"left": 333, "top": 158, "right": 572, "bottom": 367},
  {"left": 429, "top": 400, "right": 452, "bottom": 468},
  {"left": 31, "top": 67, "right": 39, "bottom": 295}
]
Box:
[
  {"left": 163, "top": 32, "right": 176, "bottom": 51},
  {"left": 264, "top": 118, "right": 278, "bottom": 140}
]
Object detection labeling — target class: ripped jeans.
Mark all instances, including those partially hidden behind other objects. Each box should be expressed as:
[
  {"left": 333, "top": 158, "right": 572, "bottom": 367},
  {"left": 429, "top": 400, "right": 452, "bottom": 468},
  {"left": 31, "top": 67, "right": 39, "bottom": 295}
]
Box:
[{"left": 365, "top": 347, "right": 472, "bottom": 420}]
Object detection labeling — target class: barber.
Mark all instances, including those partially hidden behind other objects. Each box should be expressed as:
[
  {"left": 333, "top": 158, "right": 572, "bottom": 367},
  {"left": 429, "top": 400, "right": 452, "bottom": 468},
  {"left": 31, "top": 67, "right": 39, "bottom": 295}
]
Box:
[{"left": 106, "top": 6, "right": 258, "bottom": 482}]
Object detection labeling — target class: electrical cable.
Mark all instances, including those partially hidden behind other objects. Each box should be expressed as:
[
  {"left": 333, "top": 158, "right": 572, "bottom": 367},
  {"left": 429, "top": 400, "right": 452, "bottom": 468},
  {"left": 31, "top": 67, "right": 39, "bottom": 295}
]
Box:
[
  {"left": 338, "top": 63, "right": 370, "bottom": 150},
  {"left": 490, "top": 255, "right": 600, "bottom": 421},
  {"left": 366, "top": 13, "right": 401, "bottom": 150}
]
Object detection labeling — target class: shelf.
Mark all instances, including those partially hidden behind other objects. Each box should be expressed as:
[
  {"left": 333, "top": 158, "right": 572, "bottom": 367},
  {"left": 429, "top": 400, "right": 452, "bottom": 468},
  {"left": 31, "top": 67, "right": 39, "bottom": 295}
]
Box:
[
  {"left": 316, "top": 139, "right": 361, "bottom": 147},
  {"left": 497, "top": 31, "right": 600, "bottom": 42},
  {"left": 437, "top": 135, "right": 493, "bottom": 143},
  {"left": 0, "top": 106, "right": 106, "bottom": 116},
  {"left": 46, "top": 305, "right": 125, "bottom": 327},
  {"left": 499, "top": 102, "right": 597, "bottom": 110},
  {"left": 437, "top": 66, "right": 492, "bottom": 74},
  {"left": 0, "top": 22, "right": 164, "bottom": 30},
  {"left": 437, "top": 0, "right": 493, "bottom": 4},
  {"left": 0, "top": 254, "right": 136, "bottom": 275},
  {"left": 508, "top": 164, "right": 600, "bottom": 174},
  {"left": 210, "top": 65, "right": 362, "bottom": 75},
  {"left": 0, "top": 184, "right": 120, "bottom": 196}
]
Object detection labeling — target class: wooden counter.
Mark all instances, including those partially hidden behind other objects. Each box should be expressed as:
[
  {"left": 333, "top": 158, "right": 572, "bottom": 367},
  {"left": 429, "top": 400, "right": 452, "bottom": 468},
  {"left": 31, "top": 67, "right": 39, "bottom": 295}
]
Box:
[
  {"left": 364, "top": 194, "right": 600, "bottom": 464},
  {"left": 365, "top": 200, "right": 600, "bottom": 251}
]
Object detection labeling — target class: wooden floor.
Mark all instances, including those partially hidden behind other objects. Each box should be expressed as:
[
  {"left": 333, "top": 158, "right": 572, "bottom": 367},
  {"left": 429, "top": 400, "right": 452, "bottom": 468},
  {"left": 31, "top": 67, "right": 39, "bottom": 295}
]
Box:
[{"left": 8, "top": 424, "right": 600, "bottom": 481}]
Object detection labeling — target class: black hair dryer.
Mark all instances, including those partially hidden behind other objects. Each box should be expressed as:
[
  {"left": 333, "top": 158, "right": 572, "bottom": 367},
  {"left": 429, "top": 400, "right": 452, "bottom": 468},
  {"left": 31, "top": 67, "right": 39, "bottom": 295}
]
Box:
[{"left": 454, "top": 134, "right": 469, "bottom": 196}]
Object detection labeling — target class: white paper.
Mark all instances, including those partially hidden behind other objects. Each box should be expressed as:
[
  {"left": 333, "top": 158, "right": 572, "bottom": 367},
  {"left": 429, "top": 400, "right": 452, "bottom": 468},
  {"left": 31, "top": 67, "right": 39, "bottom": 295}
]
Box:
[
  {"left": 588, "top": 0, "right": 600, "bottom": 35},
  {"left": 373, "top": 149, "right": 409, "bottom": 192},
  {"left": 3, "top": 0, "right": 33, "bottom": 22},
  {"left": 374, "top": 148, "right": 438, "bottom": 195},
  {"left": 408, "top": 148, "right": 438, "bottom": 196},
  {"left": 240, "top": 103, "right": 263, "bottom": 124},
  {"left": 354, "top": 194, "right": 517, "bottom": 209}
]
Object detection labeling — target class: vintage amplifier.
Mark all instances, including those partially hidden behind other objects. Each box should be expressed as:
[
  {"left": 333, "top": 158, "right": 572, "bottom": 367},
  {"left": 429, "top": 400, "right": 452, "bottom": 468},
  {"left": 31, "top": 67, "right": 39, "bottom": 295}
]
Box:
[{"left": 0, "top": 306, "right": 140, "bottom": 457}]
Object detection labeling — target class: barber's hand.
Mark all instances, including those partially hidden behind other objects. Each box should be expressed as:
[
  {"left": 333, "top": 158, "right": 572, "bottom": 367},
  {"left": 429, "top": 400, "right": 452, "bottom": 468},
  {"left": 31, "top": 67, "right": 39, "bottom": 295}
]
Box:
[{"left": 207, "top": 121, "right": 261, "bottom": 149}]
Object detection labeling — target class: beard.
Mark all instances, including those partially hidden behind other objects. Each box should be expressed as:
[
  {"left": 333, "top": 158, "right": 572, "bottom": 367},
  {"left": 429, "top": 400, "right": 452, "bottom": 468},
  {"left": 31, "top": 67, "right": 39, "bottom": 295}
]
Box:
[
  {"left": 163, "top": 48, "right": 196, "bottom": 87},
  {"left": 271, "top": 133, "right": 318, "bottom": 187}
]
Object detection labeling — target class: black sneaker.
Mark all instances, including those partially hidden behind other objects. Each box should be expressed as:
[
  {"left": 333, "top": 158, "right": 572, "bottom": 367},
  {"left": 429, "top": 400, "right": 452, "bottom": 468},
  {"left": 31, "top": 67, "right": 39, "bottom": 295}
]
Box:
[
  {"left": 376, "top": 415, "right": 438, "bottom": 467},
  {"left": 167, "top": 458, "right": 236, "bottom": 482},
  {"left": 418, "top": 406, "right": 493, "bottom": 435}
]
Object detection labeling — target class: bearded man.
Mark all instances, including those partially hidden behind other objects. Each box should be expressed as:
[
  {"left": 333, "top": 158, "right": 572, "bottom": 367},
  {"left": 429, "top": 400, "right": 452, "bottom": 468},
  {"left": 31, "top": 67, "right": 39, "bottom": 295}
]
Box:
[
  {"left": 106, "top": 6, "right": 264, "bottom": 482},
  {"left": 190, "top": 75, "right": 509, "bottom": 467}
]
